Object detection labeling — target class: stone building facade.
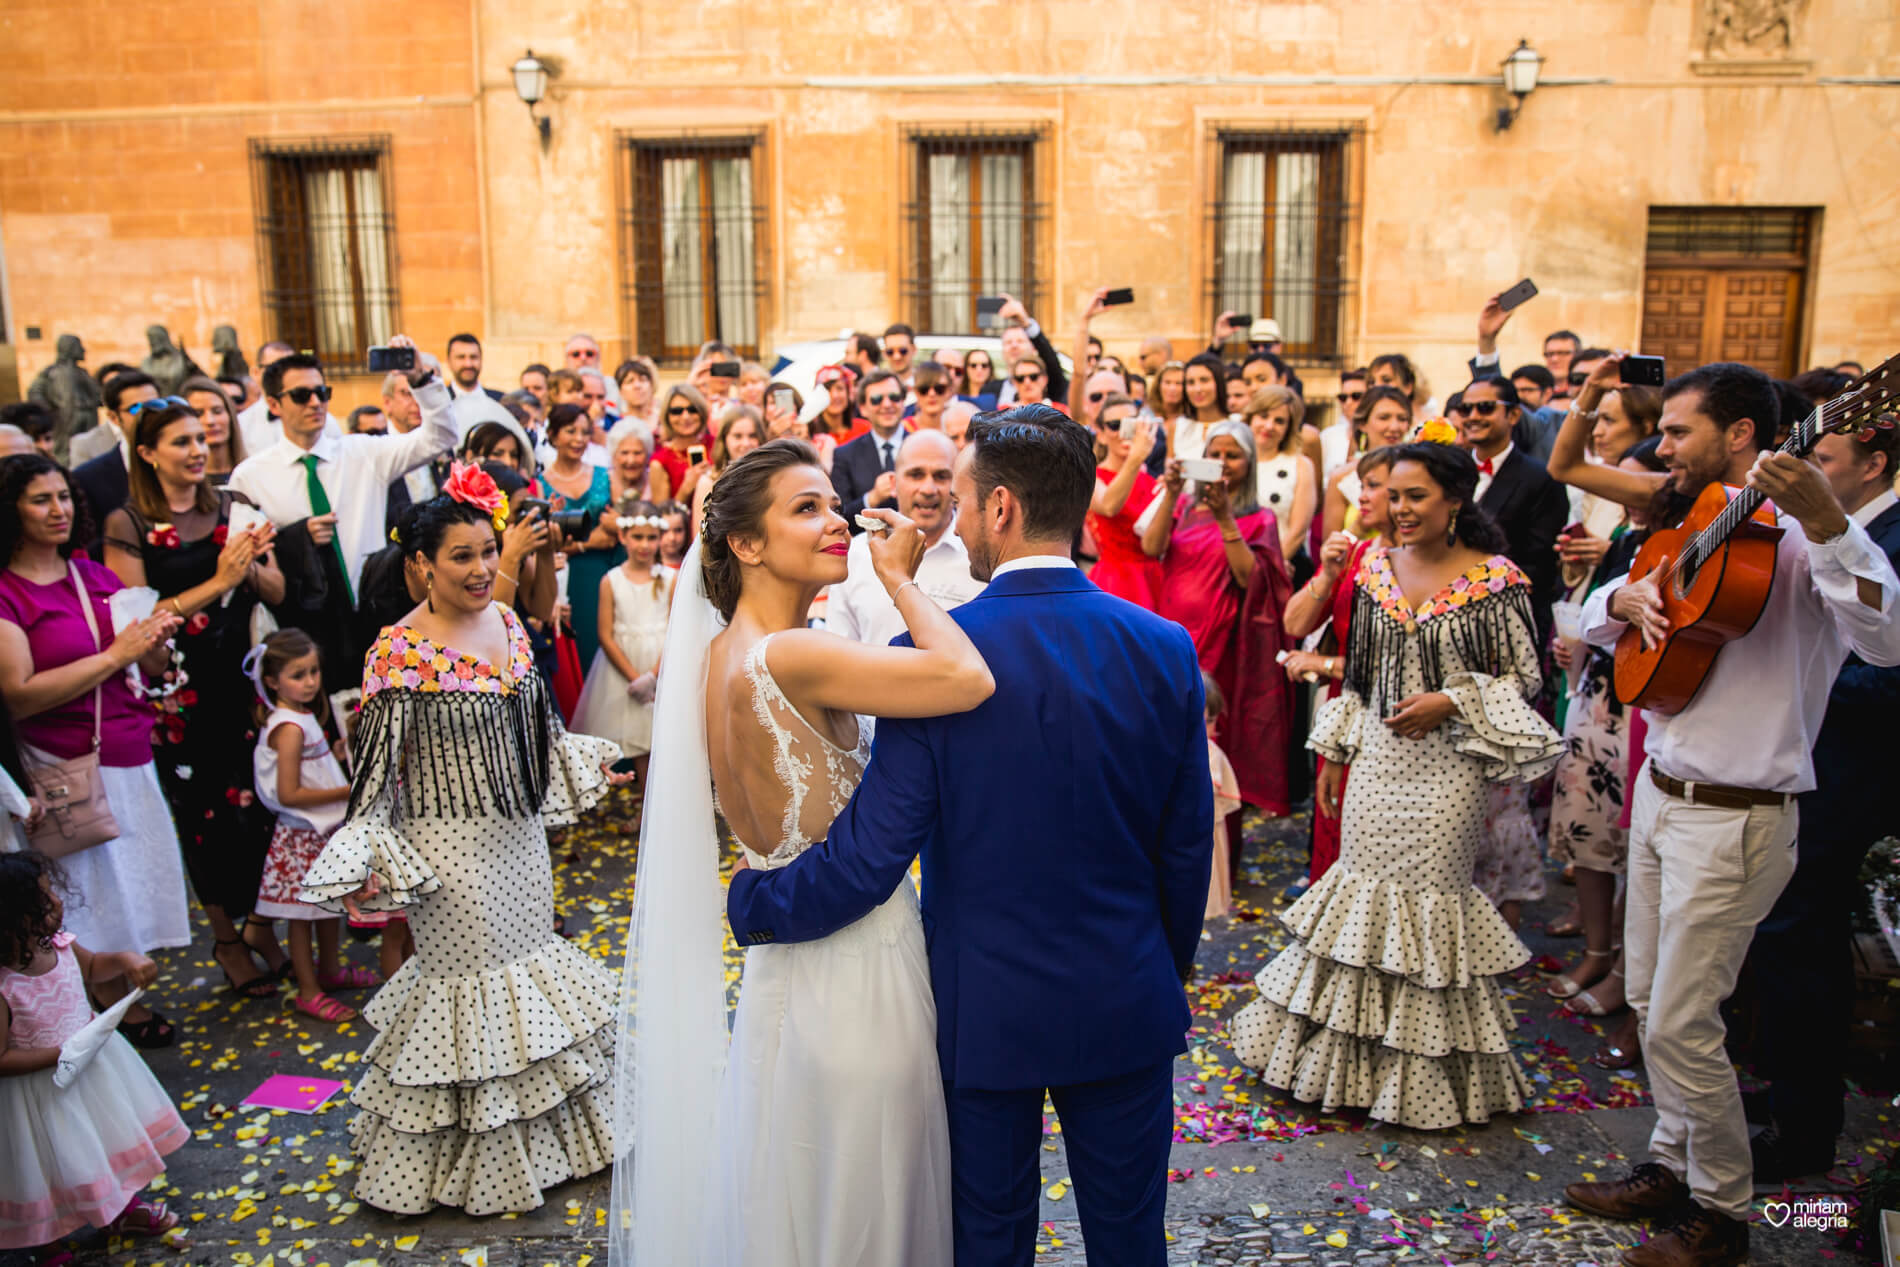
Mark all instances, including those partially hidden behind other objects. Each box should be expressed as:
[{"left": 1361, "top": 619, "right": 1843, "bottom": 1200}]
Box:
[{"left": 1, "top": 0, "right": 1896, "bottom": 411}]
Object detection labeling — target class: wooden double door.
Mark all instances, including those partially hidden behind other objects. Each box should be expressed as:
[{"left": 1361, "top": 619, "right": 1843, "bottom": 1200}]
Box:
[{"left": 1641, "top": 266, "right": 1804, "bottom": 379}]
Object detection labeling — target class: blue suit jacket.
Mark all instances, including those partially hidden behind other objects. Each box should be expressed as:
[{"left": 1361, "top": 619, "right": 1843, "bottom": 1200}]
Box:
[
  {"left": 1803, "top": 500, "right": 1900, "bottom": 842},
  {"left": 726, "top": 565, "right": 1214, "bottom": 1091}
]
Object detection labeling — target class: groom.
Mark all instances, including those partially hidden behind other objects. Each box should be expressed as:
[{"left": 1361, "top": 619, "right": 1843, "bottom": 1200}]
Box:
[{"left": 728, "top": 404, "right": 1214, "bottom": 1266}]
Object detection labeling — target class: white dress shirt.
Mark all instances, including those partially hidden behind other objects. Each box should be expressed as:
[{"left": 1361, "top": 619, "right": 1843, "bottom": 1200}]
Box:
[
  {"left": 1852, "top": 488, "right": 1897, "bottom": 530},
  {"left": 227, "top": 376, "right": 460, "bottom": 592},
  {"left": 827, "top": 529, "right": 985, "bottom": 651},
  {"left": 1582, "top": 510, "right": 1900, "bottom": 792},
  {"left": 1472, "top": 441, "right": 1514, "bottom": 502},
  {"left": 990, "top": 554, "right": 1078, "bottom": 577}
]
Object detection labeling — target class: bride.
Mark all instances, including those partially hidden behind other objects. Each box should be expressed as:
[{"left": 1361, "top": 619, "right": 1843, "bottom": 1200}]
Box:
[{"left": 608, "top": 437, "right": 994, "bottom": 1265}]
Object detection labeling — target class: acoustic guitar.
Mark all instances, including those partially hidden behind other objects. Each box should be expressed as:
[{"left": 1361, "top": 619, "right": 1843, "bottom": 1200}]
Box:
[{"left": 1612, "top": 354, "right": 1899, "bottom": 715}]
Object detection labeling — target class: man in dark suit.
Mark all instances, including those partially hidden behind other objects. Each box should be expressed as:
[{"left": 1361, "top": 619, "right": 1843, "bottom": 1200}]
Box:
[
  {"left": 829, "top": 368, "right": 911, "bottom": 529},
  {"left": 1746, "top": 422, "right": 1900, "bottom": 1182},
  {"left": 1462, "top": 375, "right": 1568, "bottom": 640},
  {"left": 993, "top": 294, "right": 1070, "bottom": 407},
  {"left": 730, "top": 404, "right": 1211, "bottom": 1264},
  {"left": 445, "top": 332, "right": 506, "bottom": 402}
]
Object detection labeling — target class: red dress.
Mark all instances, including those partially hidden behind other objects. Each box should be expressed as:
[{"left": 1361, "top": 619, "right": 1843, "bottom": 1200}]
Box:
[
  {"left": 1086, "top": 465, "right": 1163, "bottom": 610},
  {"left": 1309, "top": 538, "right": 1372, "bottom": 882},
  {"left": 1156, "top": 506, "right": 1295, "bottom": 814}
]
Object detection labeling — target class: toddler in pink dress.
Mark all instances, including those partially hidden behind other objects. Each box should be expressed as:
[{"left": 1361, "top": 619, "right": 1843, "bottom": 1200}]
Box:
[{"left": 0, "top": 852, "right": 188, "bottom": 1256}]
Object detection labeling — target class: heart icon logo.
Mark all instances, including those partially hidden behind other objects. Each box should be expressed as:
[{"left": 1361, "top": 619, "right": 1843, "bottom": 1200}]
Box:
[{"left": 1763, "top": 1201, "right": 1792, "bottom": 1227}]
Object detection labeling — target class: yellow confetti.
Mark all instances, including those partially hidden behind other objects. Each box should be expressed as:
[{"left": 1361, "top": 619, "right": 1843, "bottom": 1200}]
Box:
[
  {"left": 393, "top": 1235, "right": 420, "bottom": 1251},
  {"left": 1324, "top": 1229, "right": 1349, "bottom": 1249},
  {"left": 1045, "top": 1180, "right": 1068, "bottom": 1200}
]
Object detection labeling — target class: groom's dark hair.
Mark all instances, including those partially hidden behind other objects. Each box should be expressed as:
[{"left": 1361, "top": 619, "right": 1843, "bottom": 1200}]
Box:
[{"left": 967, "top": 404, "right": 1096, "bottom": 543}]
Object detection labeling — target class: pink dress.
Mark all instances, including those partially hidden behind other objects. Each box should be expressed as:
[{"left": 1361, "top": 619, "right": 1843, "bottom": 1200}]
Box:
[
  {"left": 0, "top": 934, "right": 188, "bottom": 1247},
  {"left": 1087, "top": 465, "right": 1164, "bottom": 609}
]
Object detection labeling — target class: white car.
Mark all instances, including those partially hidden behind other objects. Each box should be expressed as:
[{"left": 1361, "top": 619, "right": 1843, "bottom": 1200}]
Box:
[{"left": 767, "top": 335, "right": 1074, "bottom": 417}]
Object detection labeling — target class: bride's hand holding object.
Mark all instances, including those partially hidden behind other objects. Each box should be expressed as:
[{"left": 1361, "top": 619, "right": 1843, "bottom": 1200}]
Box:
[
  {"left": 862, "top": 508, "right": 926, "bottom": 593},
  {"left": 341, "top": 872, "right": 381, "bottom": 923},
  {"left": 1384, "top": 691, "right": 1454, "bottom": 739}
]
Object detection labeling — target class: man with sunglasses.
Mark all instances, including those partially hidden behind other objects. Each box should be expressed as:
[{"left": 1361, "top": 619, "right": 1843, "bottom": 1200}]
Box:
[
  {"left": 1463, "top": 374, "right": 1568, "bottom": 642},
  {"left": 235, "top": 341, "right": 343, "bottom": 457},
  {"left": 994, "top": 293, "right": 1069, "bottom": 407},
  {"left": 228, "top": 340, "right": 460, "bottom": 613},
  {"left": 830, "top": 368, "right": 914, "bottom": 530}
]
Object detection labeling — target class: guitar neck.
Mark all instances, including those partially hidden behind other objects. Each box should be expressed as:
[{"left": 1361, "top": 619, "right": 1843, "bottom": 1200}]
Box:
[{"left": 1685, "top": 405, "right": 1821, "bottom": 565}]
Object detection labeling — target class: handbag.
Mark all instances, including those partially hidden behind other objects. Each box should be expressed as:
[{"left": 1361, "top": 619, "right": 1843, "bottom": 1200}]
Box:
[{"left": 25, "top": 562, "right": 122, "bottom": 857}]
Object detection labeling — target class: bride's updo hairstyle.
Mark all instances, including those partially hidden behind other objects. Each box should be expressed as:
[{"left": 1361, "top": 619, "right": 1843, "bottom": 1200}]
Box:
[{"left": 700, "top": 437, "right": 822, "bottom": 620}]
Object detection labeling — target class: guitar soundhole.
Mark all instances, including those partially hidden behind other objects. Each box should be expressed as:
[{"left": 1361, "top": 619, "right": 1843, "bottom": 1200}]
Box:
[{"left": 1674, "top": 557, "right": 1698, "bottom": 599}]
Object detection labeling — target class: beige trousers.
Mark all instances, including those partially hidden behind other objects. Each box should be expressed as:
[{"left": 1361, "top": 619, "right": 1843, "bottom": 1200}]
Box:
[{"left": 1624, "top": 760, "right": 1797, "bottom": 1220}]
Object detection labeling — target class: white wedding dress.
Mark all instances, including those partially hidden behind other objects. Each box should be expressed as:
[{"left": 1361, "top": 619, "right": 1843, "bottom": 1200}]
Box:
[{"left": 608, "top": 544, "right": 951, "bottom": 1267}]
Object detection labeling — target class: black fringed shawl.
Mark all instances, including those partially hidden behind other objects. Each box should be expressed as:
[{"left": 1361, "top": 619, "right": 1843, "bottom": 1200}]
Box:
[
  {"left": 345, "top": 669, "right": 556, "bottom": 825},
  {"left": 1341, "top": 564, "right": 1539, "bottom": 713}
]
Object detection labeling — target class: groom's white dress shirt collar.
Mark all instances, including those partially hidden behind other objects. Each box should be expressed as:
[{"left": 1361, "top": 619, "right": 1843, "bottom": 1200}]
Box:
[{"left": 991, "top": 555, "right": 1077, "bottom": 578}]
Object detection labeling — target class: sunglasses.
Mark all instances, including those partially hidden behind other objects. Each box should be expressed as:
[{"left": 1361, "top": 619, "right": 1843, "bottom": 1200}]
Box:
[
  {"left": 1337, "top": 390, "right": 1365, "bottom": 403},
  {"left": 127, "top": 396, "right": 190, "bottom": 417},
  {"left": 1464, "top": 399, "right": 1504, "bottom": 416},
  {"left": 667, "top": 403, "right": 698, "bottom": 416},
  {"left": 967, "top": 359, "right": 992, "bottom": 371},
  {"left": 282, "top": 385, "right": 333, "bottom": 406},
  {"left": 1013, "top": 373, "right": 1044, "bottom": 383},
  {"left": 866, "top": 392, "right": 904, "bottom": 406},
  {"left": 918, "top": 383, "right": 951, "bottom": 396}
]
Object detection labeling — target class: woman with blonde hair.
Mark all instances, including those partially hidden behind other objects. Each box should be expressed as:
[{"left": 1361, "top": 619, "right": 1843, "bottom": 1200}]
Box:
[
  {"left": 1243, "top": 384, "right": 1315, "bottom": 562},
  {"left": 690, "top": 403, "right": 765, "bottom": 537}
]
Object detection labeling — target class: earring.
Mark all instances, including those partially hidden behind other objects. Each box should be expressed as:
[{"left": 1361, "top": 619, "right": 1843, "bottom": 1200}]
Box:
[
  {"left": 1446, "top": 507, "right": 1459, "bottom": 546},
  {"left": 426, "top": 572, "right": 435, "bottom": 613}
]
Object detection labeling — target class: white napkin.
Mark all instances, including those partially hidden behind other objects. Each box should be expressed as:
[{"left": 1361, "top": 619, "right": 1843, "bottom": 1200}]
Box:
[
  {"left": 108, "top": 586, "right": 159, "bottom": 635},
  {"left": 55, "top": 987, "right": 143, "bottom": 1088}
]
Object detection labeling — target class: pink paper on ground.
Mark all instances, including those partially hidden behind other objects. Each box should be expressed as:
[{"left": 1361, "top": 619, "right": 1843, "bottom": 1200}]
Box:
[{"left": 242, "top": 1074, "right": 346, "bottom": 1113}]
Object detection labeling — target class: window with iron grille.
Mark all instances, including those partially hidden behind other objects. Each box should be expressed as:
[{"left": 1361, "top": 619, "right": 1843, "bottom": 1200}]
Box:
[
  {"left": 1207, "top": 128, "right": 1358, "bottom": 365},
  {"left": 616, "top": 134, "right": 766, "bottom": 365},
  {"left": 249, "top": 137, "right": 399, "bottom": 375},
  {"left": 901, "top": 126, "right": 1049, "bottom": 333}
]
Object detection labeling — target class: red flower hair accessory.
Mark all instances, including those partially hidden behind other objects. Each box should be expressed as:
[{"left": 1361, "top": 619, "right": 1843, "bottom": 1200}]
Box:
[{"left": 442, "top": 462, "right": 509, "bottom": 529}]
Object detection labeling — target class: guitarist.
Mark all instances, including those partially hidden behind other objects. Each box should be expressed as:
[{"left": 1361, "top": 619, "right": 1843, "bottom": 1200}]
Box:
[
  {"left": 1563, "top": 361, "right": 1900, "bottom": 1267},
  {"left": 1744, "top": 420, "right": 1900, "bottom": 1183}
]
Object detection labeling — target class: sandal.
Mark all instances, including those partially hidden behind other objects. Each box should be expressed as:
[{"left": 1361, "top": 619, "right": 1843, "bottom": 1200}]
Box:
[
  {"left": 1546, "top": 948, "right": 1615, "bottom": 1000},
  {"left": 1565, "top": 968, "right": 1627, "bottom": 1018},
  {"left": 317, "top": 965, "right": 380, "bottom": 991},
  {"left": 243, "top": 916, "right": 293, "bottom": 981},
  {"left": 110, "top": 1195, "right": 180, "bottom": 1237},
  {"left": 118, "top": 1010, "right": 176, "bottom": 1049},
  {"left": 214, "top": 936, "right": 279, "bottom": 999},
  {"left": 292, "top": 992, "right": 358, "bottom": 1023}
]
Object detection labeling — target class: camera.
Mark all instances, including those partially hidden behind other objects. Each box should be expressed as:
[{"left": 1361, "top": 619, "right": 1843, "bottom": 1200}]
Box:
[{"left": 517, "top": 497, "right": 597, "bottom": 540}]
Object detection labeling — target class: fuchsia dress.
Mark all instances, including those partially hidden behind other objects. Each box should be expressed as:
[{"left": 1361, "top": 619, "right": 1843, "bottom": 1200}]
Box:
[{"left": 0, "top": 934, "right": 188, "bottom": 1247}]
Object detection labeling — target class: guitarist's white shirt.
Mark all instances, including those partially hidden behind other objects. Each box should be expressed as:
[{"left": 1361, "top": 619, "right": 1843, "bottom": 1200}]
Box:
[{"left": 1581, "top": 511, "right": 1900, "bottom": 793}]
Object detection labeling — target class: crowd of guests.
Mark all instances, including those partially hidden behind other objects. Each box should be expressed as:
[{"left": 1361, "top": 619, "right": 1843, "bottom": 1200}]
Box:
[{"left": 0, "top": 293, "right": 1892, "bottom": 1267}]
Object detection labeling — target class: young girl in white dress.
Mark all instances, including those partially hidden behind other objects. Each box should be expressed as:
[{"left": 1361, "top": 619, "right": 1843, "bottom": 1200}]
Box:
[
  {"left": 573, "top": 499, "right": 676, "bottom": 788},
  {"left": 0, "top": 851, "right": 188, "bottom": 1257},
  {"left": 247, "top": 629, "right": 370, "bottom": 1025}
]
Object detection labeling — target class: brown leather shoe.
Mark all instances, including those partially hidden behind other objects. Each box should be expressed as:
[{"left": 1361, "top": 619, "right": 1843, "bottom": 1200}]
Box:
[
  {"left": 1620, "top": 1201, "right": 1748, "bottom": 1266},
  {"left": 1565, "top": 1163, "right": 1691, "bottom": 1220}
]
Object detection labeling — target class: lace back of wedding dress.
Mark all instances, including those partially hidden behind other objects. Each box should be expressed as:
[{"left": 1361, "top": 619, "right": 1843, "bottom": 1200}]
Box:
[{"left": 740, "top": 633, "right": 867, "bottom": 868}]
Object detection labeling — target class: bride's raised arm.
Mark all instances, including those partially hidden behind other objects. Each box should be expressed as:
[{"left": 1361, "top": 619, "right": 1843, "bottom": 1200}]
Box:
[{"left": 767, "top": 509, "right": 995, "bottom": 719}]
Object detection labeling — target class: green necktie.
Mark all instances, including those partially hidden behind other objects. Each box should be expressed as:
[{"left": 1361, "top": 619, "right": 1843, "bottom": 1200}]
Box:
[{"left": 302, "top": 453, "right": 354, "bottom": 605}]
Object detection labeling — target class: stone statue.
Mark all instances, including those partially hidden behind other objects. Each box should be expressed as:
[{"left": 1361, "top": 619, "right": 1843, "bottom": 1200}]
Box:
[
  {"left": 139, "top": 324, "right": 204, "bottom": 396},
  {"left": 211, "top": 325, "right": 248, "bottom": 380},
  {"left": 1703, "top": 0, "right": 1805, "bottom": 57},
  {"left": 25, "top": 334, "right": 101, "bottom": 466}
]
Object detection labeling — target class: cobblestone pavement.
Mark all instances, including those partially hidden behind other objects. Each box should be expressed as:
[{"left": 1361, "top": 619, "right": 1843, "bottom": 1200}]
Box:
[{"left": 11, "top": 799, "right": 1892, "bottom": 1266}]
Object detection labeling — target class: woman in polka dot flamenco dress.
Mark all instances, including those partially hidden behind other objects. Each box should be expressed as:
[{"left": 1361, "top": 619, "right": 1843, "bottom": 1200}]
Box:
[
  {"left": 1230, "top": 439, "right": 1562, "bottom": 1129},
  {"left": 299, "top": 465, "right": 625, "bottom": 1216}
]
